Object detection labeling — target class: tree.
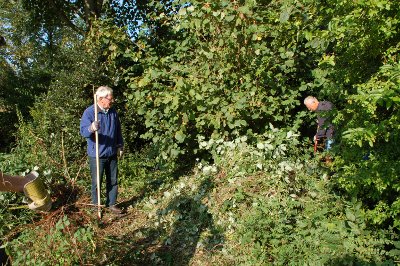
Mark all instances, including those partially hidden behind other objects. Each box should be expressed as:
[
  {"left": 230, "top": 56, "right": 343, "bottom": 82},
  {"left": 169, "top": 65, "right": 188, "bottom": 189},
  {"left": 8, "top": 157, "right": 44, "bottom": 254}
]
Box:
[
  {"left": 0, "top": 0, "right": 87, "bottom": 150},
  {"left": 120, "top": 0, "right": 325, "bottom": 163},
  {"left": 21, "top": 0, "right": 105, "bottom": 34}
]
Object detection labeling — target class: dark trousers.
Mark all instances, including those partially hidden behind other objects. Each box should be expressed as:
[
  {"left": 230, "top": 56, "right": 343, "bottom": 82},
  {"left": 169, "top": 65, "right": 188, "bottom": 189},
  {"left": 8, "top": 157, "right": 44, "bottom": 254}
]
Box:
[{"left": 89, "top": 155, "right": 118, "bottom": 206}]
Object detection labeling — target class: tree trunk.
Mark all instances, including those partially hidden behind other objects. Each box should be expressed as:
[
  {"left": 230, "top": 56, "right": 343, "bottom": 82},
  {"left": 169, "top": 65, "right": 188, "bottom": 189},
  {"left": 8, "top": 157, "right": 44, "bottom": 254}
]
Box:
[{"left": 84, "top": 0, "right": 104, "bottom": 28}]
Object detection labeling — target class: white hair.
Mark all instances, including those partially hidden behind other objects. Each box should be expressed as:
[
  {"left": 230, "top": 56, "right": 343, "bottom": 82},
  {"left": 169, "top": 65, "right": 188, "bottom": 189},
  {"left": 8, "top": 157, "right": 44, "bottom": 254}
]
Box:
[
  {"left": 304, "top": 96, "right": 317, "bottom": 105},
  {"left": 96, "top": 86, "right": 113, "bottom": 100}
]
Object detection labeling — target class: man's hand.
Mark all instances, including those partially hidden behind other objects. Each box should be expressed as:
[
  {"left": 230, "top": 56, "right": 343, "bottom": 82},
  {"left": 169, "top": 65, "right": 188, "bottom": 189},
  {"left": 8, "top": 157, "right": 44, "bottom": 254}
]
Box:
[
  {"left": 90, "top": 121, "right": 99, "bottom": 132},
  {"left": 313, "top": 135, "right": 318, "bottom": 142},
  {"left": 118, "top": 147, "right": 124, "bottom": 158}
]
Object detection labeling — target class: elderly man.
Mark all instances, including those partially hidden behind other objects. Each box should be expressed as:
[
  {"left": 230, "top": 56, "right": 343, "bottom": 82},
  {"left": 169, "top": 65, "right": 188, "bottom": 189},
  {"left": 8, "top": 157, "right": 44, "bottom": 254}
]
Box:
[
  {"left": 304, "top": 96, "right": 334, "bottom": 151},
  {"left": 80, "top": 86, "right": 124, "bottom": 214}
]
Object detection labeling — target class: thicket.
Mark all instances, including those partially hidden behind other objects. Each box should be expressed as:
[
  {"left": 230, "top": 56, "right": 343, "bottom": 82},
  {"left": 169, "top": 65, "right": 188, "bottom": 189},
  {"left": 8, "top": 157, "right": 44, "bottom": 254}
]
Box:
[
  {"left": 118, "top": 0, "right": 400, "bottom": 229},
  {"left": 0, "top": 0, "right": 51, "bottom": 151},
  {"left": 1, "top": 0, "right": 400, "bottom": 264}
]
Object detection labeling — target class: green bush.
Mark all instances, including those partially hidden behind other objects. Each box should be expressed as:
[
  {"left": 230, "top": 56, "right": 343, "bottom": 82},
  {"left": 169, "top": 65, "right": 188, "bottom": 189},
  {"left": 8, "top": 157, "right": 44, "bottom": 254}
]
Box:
[
  {"left": 334, "top": 53, "right": 400, "bottom": 228},
  {"left": 121, "top": 0, "right": 325, "bottom": 164},
  {"left": 12, "top": 41, "right": 109, "bottom": 183},
  {"left": 118, "top": 147, "right": 161, "bottom": 198}
]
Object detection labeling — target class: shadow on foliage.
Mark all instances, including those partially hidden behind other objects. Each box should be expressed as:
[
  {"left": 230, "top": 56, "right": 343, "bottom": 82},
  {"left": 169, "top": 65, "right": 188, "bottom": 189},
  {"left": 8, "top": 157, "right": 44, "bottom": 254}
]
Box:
[
  {"left": 118, "top": 156, "right": 197, "bottom": 212},
  {"left": 0, "top": 241, "right": 10, "bottom": 266},
  {"left": 117, "top": 171, "right": 170, "bottom": 212},
  {"left": 93, "top": 227, "right": 166, "bottom": 265},
  {"left": 101, "top": 176, "right": 224, "bottom": 265}
]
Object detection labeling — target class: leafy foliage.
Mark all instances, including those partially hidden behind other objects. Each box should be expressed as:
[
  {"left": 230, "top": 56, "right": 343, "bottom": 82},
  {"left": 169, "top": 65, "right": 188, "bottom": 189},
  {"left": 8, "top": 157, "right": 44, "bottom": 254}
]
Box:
[
  {"left": 7, "top": 216, "right": 94, "bottom": 265},
  {"left": 312, "top": 0, "right": 400, "bottom": 228},
  {"left": 13, "top": 46, "right": 102, "bottom": 181},
  {"left": 121, "top": 1, "right": 319, "bottom": 163},
  {"left": 335, "top": 57, "right": 400, "bottom": 228},
  {"left": 2, "top": 0, "right": 400, "bottom": 264},
  {"left": 0, "top": 0, "right": 86, "bottom": 151},
  {"left": 194, "top": 128, "right": 397, "bottom": 265}
]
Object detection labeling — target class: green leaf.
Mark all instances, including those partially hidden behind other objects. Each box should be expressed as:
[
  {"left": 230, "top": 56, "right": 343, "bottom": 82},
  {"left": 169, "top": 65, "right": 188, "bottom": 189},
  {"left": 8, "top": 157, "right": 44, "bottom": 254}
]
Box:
[
  {"left": 237, "top": 6, "right": 250, "bottom": 14},
  {"left": 176, "top": 78, "right": 184, "bottom": 88},
  {"left": 279, "top": 8, "right": 291, "bottom": 23},
  {"left": 178, "top": 8, "right": 187, "bottom": 16},
  {"left": 389, "top": 249, "right": 400, "bottom": 256},
  {"left": 175, "top": 130, "right": 186, "bottom": 143},
  {"left": 171, "top": 148, "right": 180, "bottom": 157},
  {"left": 346, "top": 210, "right": 356, "bottom": 222},
  {"left": 225, "top": 15, "right": 235, "bottom": 22},
  {"left": 391, "top": 96, "right": 400, "bottom": 102},
  {"left": 187, "top": 6, "right": 195, "bottom": 12},
  {"left": 394, "top": 241, "right": 400, "bottom": 249}
]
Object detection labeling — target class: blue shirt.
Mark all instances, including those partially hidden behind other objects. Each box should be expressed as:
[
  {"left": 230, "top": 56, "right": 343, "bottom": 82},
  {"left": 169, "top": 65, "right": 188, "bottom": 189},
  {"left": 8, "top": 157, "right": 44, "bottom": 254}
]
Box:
[{"left": 80, "top": 104, "right": 123, "bottom": 158}]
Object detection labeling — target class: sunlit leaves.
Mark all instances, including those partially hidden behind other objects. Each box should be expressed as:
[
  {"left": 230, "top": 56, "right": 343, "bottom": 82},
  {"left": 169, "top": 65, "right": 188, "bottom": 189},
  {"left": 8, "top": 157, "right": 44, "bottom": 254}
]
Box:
[{"left": 122, "top": 0, "right": 315, "bottom": 163}]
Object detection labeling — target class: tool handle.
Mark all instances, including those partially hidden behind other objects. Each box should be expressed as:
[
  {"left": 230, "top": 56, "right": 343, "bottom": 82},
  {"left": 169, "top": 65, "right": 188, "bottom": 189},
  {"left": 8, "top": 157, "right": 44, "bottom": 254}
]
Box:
[
  {"left": 94, "top": 89, "right": 101, "bottom": 219},
  {"left": 314, "top": 139, "right": 318, "bottom": 153}
]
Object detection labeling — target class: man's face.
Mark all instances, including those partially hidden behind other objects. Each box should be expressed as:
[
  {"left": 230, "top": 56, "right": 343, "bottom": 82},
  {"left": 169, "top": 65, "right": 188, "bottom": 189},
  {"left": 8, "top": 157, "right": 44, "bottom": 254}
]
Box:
[
  {"left": 305, "top": 100, "right": 318, "bottom": 111},
  {"left": 99, "top": 94, "right": 114, "bottom": 109}
]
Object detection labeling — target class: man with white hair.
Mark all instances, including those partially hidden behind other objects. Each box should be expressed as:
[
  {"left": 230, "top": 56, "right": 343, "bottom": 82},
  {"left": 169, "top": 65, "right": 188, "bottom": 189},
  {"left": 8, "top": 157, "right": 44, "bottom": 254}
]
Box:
[
  {"left": 304, "top": 96, "right": 334, "bottom": 151},
  {"left": 80, "top": 86, "right": 124, "bottom": 214}
]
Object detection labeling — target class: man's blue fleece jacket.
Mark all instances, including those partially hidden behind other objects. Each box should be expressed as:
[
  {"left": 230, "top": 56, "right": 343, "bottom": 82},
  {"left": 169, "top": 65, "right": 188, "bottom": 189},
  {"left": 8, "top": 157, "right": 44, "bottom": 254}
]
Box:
[{"left": 80, "top": 104, "right": 123, "bottom": 158}]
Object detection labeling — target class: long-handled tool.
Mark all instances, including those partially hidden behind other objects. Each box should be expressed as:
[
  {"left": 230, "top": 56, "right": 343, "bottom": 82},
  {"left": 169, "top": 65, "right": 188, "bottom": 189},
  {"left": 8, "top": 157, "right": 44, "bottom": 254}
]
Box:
[
  {"left": 314, "top": 138, "right": 318, "bottom": 153},
  {"left": 314, "top": 124, "right": 320, "bottom": 154},
  {"left": 94, "top": 90, "right": 101, "bottom": 219}
]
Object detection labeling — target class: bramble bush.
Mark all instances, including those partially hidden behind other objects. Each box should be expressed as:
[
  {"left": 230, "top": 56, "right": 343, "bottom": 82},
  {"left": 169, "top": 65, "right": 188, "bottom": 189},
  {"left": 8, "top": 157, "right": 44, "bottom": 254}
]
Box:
[{"left": 335, "top": 57, "right": 400, "bottom": 228}]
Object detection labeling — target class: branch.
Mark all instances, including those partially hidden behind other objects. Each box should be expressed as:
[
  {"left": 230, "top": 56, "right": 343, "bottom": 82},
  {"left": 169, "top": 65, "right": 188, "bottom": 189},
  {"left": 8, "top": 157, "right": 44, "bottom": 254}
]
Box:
[{"left": 48, "top": 0, "right": 85, "bottom": 34}]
